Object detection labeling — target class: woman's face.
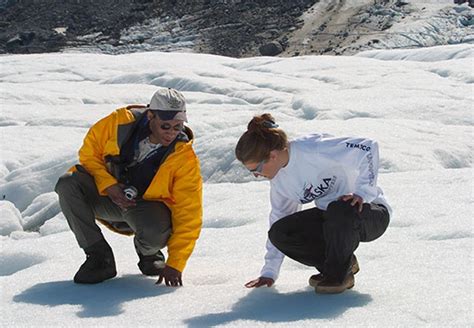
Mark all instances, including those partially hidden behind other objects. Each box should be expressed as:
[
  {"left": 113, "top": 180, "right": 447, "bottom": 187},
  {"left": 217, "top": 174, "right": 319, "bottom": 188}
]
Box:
[
  {"left": 244, "top": 151, "right": 282, "bottom": 180},
  {"left": 147, "top": 111, "right": 184, "bottom": 146}
]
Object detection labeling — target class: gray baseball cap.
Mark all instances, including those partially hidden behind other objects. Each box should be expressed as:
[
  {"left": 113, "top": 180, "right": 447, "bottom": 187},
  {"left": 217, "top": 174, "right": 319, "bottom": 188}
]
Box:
[{"left": 149, "top": 87, "right": 187, "bottom": 122}]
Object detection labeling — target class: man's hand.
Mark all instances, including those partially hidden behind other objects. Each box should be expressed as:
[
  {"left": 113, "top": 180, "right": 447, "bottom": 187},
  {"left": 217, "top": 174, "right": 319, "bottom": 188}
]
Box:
[
  {"left": 105, "top": 184, "right": 136, "bottom": 209},
  {"left": 244, "top": 277, "right": 274, "bottom": 288},
  {"left": 340, "top": 193, "right": 364, "bottom": 212},
  {"left": 156, "top": 265, "right": 182, "bottom": 287}
]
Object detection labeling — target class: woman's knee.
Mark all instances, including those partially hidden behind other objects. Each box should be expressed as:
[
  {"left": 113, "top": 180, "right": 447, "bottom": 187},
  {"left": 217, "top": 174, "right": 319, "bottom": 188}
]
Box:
[{"left": 360, "top": 205, "right": 390, "bottom": 242}]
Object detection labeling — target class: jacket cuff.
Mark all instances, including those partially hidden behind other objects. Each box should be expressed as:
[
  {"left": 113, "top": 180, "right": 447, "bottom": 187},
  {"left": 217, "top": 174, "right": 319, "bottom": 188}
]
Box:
[
  {"left": 166, "top": 257, "right": 186, "bottom": 273},
  {"left": 260, "top": 270, "right": 278, "bottom": 281},
  {"left": 97, "top": 178, "right": 118, "bottom": 195}
]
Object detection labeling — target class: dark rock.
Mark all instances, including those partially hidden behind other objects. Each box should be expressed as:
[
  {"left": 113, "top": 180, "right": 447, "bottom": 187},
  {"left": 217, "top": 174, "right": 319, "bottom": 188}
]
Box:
[
  {"left": 381, "top": 21, "right": 393, "bottom": 30},
  {"left": 5, "top": 31, "right": 36, "bottom": 51},
  {"left": 20, "top": 31, "right": 35, "bottom": 43},
  {"left": 5, "top": 34, "right": 22, "bottom": 50},
  {"left": 395, "top": 1, "right": 409, "bottom": 6},
  {"left": 259, "top": 41, "right": 283, "bottom": 56},
  {"left": 0, "top": 0, "right": 318, "bottom": 57}
]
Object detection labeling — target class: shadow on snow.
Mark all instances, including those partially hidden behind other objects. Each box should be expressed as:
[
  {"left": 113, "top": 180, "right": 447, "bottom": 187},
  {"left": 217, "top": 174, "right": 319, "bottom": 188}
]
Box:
[
  {"left": 14, "top": 275, "right": 372, "bottom": 323},
  {"left": 184, "top": 287, "right": 372, "bottom": 326},
  {"left": 13, "top": 274, "right": 174, "bottom": 318}
]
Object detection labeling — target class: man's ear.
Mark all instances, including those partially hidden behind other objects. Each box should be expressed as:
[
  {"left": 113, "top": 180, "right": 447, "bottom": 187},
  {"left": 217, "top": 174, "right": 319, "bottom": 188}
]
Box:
[{"left": 146, "top": 110, "right": 154, "bottom": 121}]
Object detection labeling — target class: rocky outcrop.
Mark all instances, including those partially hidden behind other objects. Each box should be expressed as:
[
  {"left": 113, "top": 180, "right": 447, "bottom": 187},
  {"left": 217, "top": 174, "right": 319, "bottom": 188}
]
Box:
[
  {"left": 0, "top": 0, "right": 472, "bottom": 56},
  {"left": 0, "top": 0, "right": 161, "bottom": 53},
  {"left": 0, "top": 0, "right": 315, "bottom": 56}
]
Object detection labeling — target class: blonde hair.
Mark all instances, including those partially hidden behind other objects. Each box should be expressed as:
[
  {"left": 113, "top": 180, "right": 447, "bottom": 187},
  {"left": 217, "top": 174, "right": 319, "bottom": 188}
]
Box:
[{"left": 235, "top": 113, "right": 288, "bottom": 163}]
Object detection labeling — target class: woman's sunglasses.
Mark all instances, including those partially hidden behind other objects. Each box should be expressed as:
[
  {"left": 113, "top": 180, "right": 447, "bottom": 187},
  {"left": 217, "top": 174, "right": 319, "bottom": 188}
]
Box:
[{"left": 248, "top": 159, "right": 266, "bottom": 177}]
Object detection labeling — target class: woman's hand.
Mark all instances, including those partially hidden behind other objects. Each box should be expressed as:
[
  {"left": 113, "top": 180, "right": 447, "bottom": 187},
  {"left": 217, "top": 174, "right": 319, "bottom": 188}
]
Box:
[
  {"left": 245, "top": 277, "right": 274, "bottom": 288},
  {"left": 105, "top": 184, "right": 136, "bottom": 209},
  {"left": 340, "top": 193, "right": 364, "bottom": 212}
]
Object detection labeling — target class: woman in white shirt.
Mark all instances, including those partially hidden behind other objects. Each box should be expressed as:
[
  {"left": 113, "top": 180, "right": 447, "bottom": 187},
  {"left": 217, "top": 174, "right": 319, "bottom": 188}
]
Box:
[{"left": 235, "top": 113, "right": 391, "bottom": 294}]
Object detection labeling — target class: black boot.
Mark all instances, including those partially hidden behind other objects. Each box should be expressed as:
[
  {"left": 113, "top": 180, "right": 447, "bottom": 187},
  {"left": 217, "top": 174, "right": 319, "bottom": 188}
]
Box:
[
  {"left": 137, "top": 250, "right": 165, "bottom": 276},
  {"left": 74, "top": 239, "right": 117, "bottom": 284}
]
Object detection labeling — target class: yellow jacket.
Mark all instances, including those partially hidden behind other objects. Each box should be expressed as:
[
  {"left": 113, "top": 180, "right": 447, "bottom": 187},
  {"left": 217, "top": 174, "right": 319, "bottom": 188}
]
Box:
[{"left": 72, "top": 105, "right": 202, "bottom": 272}]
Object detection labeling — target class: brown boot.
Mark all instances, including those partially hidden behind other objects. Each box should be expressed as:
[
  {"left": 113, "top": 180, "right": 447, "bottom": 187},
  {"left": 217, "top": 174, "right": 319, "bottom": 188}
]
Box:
[
  {"left": 315, "top": 272, "right": 355, "bottom": 294},
  {"left": 308, "top": 272, "right": 325, "bottom": 288},
  {"left": 308, "top": 255, "right": 359, "bottom": 287}
]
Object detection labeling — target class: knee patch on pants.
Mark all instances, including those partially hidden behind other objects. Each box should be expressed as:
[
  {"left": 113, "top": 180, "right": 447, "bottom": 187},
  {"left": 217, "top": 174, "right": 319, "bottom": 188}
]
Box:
[
  {"left": 55, "top": 173, "right": 76, "bottom": 195},
  {"left": 136, "top": 225, "right": 171, "bottom": 250}
]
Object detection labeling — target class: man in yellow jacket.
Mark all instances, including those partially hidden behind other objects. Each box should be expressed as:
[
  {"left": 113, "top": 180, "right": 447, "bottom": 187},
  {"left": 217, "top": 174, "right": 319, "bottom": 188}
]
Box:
[{"left": 55, "top": 87, "right": 202, "bottom": 286}]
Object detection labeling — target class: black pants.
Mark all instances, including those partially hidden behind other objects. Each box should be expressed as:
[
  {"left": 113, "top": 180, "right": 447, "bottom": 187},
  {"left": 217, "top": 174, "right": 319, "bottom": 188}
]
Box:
[{"left": 268, "top": 200, "right": 390, "bottom": 282}]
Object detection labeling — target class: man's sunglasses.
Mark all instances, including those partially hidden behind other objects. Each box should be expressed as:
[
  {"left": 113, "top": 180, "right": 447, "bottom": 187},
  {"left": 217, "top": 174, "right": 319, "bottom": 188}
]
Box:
[
  {"left": 249, "top": 159, "right": 266, "bottom": 176},
  {"left": 151, "top": 111, "right": 184, "bottom": 131}
]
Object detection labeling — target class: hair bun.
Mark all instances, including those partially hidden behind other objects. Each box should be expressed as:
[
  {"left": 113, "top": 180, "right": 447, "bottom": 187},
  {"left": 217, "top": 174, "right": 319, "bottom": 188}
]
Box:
[
  {"left": 247, "top": 113, "right": 278, "bottom": 131},
  {"left": 235, "top": 113, "right": 288, "bottom": 164},
  {"left": 262, "top": 120, "right": 279, "bottom": 129}
]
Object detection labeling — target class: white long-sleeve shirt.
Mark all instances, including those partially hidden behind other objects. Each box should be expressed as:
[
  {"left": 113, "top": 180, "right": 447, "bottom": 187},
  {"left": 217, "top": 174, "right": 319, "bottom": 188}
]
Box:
[{"left": 260, "top": 133, "right": 392, "bottom": 280}]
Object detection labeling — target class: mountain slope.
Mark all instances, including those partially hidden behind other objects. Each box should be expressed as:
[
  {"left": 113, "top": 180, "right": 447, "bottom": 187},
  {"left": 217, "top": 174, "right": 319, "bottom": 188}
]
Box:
[{"left": 0, "top": 0, "right": 472, "bottom": 56}]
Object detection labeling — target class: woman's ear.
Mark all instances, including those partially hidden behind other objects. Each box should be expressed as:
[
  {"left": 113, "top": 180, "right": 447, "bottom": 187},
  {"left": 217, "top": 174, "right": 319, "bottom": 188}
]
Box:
[{"left": 269, "top": 150, "right": 278, "bottom": 161}]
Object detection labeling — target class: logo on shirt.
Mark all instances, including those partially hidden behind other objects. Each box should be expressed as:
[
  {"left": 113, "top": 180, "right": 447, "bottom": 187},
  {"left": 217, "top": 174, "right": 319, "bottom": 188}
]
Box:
[
  {"left": 299, "top": 176, "right": 336, "bottom": 203},
  {"left": 345, "top": 142, "right": 371, "bottom": 152}
]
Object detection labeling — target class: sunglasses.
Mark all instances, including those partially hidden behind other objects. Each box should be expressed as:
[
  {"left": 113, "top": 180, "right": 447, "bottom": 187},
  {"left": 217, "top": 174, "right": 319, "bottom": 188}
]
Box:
[
  {"left": 159, "top": 122, "right": 184, "bottom": 132},
  {"left": 150, "top": 112, "right": 184, "bottom": 131},
  {"left": 248, "top": 159, "right": 266, "bottom": 176}
]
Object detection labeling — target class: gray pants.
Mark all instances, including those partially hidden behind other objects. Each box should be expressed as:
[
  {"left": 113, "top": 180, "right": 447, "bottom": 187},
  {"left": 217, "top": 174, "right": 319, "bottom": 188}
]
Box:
[{"left": 55, "top": 167, "right": 171, "bottom": 256}]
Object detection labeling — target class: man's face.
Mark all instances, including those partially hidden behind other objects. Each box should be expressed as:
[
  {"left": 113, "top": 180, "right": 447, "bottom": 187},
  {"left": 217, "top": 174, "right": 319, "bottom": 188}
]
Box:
[{"left": 148, "top": 112, "right": 184, "bottom": 146}]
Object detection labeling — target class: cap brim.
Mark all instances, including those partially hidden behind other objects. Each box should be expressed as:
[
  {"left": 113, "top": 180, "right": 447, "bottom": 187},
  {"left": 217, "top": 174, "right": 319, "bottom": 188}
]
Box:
[{"left": 153, "top": 110, "right": 187, "bottom": 122}]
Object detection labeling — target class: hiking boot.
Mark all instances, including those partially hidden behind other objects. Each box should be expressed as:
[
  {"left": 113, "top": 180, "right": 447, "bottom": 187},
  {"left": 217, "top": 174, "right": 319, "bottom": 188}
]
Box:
[
  {"left": 74, "top": 239, "right": 117, "bottom": 284},
  {"left": 309, "top": 255, "right": 359, "bottom": 287},
  {"left": 315, "top": 272, "right": 355, "bottom": 294},
  {"left": 308, "top": 273, "right": 325, "bottom": 288},
  {"left": 137, "top": 250, "right": 166, "bottom": 276}
]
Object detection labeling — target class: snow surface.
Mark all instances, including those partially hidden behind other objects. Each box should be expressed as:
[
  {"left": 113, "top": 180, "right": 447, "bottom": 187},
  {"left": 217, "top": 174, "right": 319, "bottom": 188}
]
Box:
[{"left": 0, "top": 44, "right": 473, "bottom": 326}]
